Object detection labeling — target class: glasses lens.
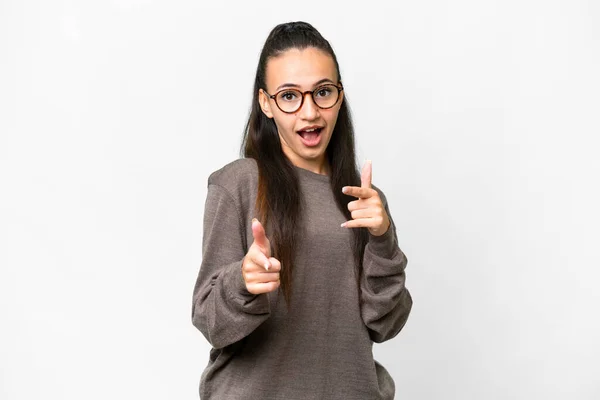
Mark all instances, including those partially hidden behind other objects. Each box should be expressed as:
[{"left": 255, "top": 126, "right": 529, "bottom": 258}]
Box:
[
  {"left": 276, "top": 89, "right": 303, "bottom": 113},
  {"left": 313, "top": 85, "right": 340, "bottom": 109}
]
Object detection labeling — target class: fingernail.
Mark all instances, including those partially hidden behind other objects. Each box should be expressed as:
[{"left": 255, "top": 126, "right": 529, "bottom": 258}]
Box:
[
  {"left": 264, "top": 262, "right": 270, "bottom": 271},
  {"left": 342, "top": 187, "right": 347, "bottom": 193},
  {"left": 341, "top": 222, "right": 347, "bottom": 227},
  {"left": 252, "top": 218, "right": 257, "bottom": 223}
]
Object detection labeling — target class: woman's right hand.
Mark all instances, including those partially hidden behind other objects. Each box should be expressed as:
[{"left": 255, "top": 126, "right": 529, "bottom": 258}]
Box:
[{"left": 242, "top": 218, "right": 281, "bottom": 294}]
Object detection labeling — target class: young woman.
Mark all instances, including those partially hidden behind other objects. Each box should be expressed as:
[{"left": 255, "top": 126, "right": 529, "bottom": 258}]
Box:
[{"left": 191, "top": 21, "right": 412, "bottom": 400}]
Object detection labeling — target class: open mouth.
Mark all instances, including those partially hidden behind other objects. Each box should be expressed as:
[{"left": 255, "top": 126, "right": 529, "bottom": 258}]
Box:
[
  {"left": 297, "top": 127, "right": 323, "bottom": 139},
  {"left": 297, "top": 127, "right": 323, "bottom": 147}
]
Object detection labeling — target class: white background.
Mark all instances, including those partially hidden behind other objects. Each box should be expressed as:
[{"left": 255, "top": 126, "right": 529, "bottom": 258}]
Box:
[{"left": 1, "top": 1, "right": 599, "bottom": 399}]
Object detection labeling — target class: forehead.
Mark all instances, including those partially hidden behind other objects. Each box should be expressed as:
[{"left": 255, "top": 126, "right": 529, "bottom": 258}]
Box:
[{"left": 265, "top": 47, "right": 337, "bottom": 90}]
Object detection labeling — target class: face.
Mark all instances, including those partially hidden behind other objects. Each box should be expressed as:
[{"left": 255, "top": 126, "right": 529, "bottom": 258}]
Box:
[{"left": 258, "top": 47, "right": 344, "bottom": 173}]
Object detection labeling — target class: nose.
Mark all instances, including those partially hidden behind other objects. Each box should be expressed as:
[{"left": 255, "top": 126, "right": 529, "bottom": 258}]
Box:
[{"left": 297, "top": 92, "right": 320, "bottom": 120}]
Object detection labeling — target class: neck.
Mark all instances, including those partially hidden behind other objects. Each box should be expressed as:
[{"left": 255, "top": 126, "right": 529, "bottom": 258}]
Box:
[
  {"left": 280, "top": 142, "right": 330, "bottom": 176},
  {"left": 293, "top": 157, "right": 330, "bottom": 176}
]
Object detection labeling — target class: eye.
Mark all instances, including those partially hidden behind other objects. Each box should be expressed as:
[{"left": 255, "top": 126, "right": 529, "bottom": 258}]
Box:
[
  {"left": 280, "top": 91, "right": 299, "bottom": 101},
  {"left": 316, "top": 86, "right": 333, "bottom": 98}
]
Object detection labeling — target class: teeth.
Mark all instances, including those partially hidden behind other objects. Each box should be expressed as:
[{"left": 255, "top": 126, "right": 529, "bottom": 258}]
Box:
[{"left": 303, "top": 128, "right": 318, "bottom": 133}]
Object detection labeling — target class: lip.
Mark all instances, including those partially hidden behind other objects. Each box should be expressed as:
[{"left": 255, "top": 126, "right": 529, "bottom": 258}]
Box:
[{"left": 297, "top": 125, "right": 324, "bottom": 133}]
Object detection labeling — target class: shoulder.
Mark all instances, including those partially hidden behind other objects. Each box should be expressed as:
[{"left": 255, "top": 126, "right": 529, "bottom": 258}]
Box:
[
  {"left": 207, "top": 158, "right": 258, "bottom": 191},
  {"left": 206, "top": 158, "right": 259, "bottom": 216}
]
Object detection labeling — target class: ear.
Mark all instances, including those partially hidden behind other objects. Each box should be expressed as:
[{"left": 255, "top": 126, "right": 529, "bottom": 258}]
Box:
[{"left": 258, "top": 89, "right": 274, "bottom": 119}]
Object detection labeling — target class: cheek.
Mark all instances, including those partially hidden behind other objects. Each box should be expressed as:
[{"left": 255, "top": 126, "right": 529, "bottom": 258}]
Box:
[
  {"left": 272, "top": 115, "right": 297, "bottom": 136},
  {"left": 324, "top": 109, "right": 341, "bottom": 129}
]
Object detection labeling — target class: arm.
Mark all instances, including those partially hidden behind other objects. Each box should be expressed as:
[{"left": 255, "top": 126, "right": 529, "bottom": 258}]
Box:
[
  {"left": 360, "top": 198, "right": 413, "bottom": 343},
  {"left": 191, "top": 183, "right": 271, "bottom": 349}
]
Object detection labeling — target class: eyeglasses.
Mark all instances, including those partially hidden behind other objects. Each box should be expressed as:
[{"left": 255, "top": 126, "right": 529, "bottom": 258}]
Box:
[{"left": 262, "top": 83, "right": 344, "bottom": 114}]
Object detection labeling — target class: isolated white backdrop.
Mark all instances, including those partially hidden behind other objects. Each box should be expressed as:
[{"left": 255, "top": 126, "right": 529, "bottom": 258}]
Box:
[{"left": 1, "top": 1, "right": 599, "bottom": 399}]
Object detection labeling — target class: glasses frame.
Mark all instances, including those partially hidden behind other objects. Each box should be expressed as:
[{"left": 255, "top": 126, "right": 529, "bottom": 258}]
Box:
[{"left": 262, "top": 82, "right": 344, "bottom": 114}]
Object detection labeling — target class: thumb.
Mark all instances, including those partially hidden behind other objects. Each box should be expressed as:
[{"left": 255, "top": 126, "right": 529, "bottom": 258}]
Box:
[
  {"left": 251, "top": 218, "right": 270, "bottom": 255},
  {"left": 361, "top": 159, "right": 372, "bottom": 189}
]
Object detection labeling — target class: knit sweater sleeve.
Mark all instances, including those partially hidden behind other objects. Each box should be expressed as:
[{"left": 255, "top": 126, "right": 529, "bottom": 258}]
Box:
[
  {"left": 359, "top": 187, "right": 413, "bottom": 343},
  {"left": 191, "top": 182, "right": 271, "bottom": 349}
]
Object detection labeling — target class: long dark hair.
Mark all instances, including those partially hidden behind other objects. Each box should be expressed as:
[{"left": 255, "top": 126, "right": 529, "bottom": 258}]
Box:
[{"left": 241, "top": 21, "right": 368, "bottom": 310}]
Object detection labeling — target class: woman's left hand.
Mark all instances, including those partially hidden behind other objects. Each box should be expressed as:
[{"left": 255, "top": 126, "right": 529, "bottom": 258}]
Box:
[{"left": 341, "top": 160, "right": 391, "bottom": 237}]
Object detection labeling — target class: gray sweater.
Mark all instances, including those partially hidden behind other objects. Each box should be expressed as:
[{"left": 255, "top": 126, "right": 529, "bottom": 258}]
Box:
[{"left": 191, "top": 158, "right": 412, "bottom": 400}]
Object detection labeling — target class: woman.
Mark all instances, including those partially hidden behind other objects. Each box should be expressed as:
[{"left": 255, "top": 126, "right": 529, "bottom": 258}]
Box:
[{"left": 191, "top": 21, "right": 412, "bottom": 400}]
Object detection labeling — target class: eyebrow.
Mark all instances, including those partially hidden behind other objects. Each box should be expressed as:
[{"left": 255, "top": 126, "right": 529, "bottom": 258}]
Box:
[{"left": 275, "top": 78, "right": 336, "bottom": 92}]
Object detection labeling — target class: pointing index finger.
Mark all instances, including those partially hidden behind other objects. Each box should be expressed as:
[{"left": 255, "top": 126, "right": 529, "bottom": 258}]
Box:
[{"left": 251, "top": 218, "right": 271, "bottom": 270}]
